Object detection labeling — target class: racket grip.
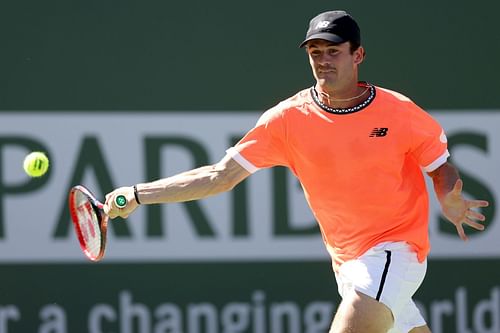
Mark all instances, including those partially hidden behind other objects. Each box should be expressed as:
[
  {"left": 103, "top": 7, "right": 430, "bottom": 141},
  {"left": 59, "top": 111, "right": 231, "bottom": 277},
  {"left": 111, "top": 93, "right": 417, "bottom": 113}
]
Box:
[{"left": 114, "top": 194, "right": 128, "bottom": 208}]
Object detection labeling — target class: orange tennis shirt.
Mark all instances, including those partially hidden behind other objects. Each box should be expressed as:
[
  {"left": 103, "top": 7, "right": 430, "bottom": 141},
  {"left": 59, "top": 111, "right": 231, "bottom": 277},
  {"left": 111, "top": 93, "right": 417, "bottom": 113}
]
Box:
[{"left": 226, "top": 83, "right": 449, "bottom": 271}]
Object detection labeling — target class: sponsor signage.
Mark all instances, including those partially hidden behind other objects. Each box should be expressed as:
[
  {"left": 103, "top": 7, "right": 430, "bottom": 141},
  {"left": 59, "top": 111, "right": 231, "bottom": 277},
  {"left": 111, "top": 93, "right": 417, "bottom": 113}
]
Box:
[
  {"left": 0, "top": 111, "right": 497, "bottom": 262},
  {"left": 0, "top": 261, "right": 498, "bottom": 333}
]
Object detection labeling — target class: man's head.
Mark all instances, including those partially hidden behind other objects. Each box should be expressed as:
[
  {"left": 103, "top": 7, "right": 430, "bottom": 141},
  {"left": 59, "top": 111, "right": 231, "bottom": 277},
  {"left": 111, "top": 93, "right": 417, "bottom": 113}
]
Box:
[
  {"left": 300, "top": 10, "right": 361, "bottom": 53},
  {"left": 301, "top": 11, "right": 365, "bottom": 94}
]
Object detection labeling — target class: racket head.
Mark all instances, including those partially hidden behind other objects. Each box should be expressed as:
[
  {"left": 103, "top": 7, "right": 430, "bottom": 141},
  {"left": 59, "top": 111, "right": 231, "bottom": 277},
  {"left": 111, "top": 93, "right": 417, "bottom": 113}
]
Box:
[{"left": 68, "top": 185, "right": 108, "bottom": 262}]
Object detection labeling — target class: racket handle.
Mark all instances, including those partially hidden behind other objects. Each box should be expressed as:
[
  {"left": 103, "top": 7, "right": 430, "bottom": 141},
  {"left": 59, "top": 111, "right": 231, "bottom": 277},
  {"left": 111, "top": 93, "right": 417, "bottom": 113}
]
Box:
[{"left": 114, "top": 195, "right": 128, "bottom": 208}]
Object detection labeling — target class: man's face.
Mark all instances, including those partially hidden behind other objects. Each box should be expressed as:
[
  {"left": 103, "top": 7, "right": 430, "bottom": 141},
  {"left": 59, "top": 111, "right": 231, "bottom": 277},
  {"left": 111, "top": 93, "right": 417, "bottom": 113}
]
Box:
[{"left": 306, "top": 39, "right": 363, "bottom": 91}]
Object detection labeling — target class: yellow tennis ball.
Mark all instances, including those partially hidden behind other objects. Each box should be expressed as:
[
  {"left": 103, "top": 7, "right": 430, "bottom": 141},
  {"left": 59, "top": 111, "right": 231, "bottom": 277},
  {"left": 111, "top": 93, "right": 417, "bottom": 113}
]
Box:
[{"left": 23, "top": 152, "right": 50, "bottom": 177}]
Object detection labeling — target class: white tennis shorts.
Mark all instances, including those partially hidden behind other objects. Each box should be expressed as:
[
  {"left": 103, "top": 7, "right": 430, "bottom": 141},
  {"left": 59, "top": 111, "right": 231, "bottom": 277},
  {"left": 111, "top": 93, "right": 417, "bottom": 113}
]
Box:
[{"left": 334, "top": 241, "right": 427, "bottom": 333}]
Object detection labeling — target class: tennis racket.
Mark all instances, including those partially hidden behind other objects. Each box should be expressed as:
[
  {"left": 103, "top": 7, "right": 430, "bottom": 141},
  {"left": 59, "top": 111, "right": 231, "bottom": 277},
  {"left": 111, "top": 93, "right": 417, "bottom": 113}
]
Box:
[{"left": 68, "top": 185, "right": 127, "bottom": 261}]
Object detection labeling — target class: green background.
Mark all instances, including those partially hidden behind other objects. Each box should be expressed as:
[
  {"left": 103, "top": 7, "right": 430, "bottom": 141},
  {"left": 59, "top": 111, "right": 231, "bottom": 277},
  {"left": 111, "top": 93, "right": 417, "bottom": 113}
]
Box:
[
  {"left": 0, "top": 1, "right": 499, "bottom": 332},
  {"left": 1, "top": 0, "right": 499, "bottom": 110},
  {"left": 1, "top": 261, "right": 499, "bottom": 332}
]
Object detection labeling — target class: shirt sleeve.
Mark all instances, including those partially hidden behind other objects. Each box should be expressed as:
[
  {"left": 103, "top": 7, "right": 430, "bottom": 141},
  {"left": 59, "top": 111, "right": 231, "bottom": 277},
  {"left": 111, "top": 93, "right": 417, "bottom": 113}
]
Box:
[
  {"left": 226, "top": 106, "right": 289, "bottom": 173},
  {"left": 409, "top": 105, "right": 450, "bottom": 172}
]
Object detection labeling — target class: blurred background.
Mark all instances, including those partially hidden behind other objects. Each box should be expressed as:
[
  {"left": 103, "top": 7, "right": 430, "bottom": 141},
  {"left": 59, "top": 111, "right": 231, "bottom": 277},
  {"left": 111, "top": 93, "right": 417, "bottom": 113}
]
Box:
[{"left": 0, "top": 1, "right": 498, "bottom": 332}]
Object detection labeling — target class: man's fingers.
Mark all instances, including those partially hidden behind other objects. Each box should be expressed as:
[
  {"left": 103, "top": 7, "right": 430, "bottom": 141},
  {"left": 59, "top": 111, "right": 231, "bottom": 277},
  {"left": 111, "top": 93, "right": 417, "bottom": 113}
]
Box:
[
  {"left": 469, "top": 200, "right": 489, "bottom": 208},
  {"left": 453, "top": 209, "right": 486, "bottom": 241},
  {"left": 103, "top": 187, "right": 137, "bottom": 220},
  {"left": 104, "top": 194, "right": 121, "bottom": 219},
  {"left": 464, "top": 218, "right": 485, "bottom": 231},
  {"left": 466, "top": 209, "right": 485, "bottom": 221},
  {"left": 456, "top": 224, "right": 467, "bottom": 241}
]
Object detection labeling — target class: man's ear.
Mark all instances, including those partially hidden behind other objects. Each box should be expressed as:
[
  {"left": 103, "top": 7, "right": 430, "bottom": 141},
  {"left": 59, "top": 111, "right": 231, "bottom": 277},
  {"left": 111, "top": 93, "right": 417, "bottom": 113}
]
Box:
[{"left": 354, "top": 46, "right": 365, "bottom": 65}]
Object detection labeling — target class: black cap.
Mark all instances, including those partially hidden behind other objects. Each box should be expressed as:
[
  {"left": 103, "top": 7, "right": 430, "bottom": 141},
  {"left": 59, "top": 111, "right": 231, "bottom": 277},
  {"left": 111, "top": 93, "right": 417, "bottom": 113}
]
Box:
[{"left": 299, "top": 10, "right": 360, "bottom": 48}]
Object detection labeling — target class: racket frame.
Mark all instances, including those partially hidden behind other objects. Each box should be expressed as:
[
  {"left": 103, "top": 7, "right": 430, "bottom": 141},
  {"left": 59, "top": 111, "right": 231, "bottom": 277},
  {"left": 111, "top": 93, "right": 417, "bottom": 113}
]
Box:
[{"left": 69, "top": 185, "right": 108, "bottom": 261}]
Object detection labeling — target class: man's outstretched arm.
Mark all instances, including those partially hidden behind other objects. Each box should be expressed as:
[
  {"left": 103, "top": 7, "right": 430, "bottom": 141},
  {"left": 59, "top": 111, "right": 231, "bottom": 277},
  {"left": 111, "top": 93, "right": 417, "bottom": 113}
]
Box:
[{"left": 104, "top": 154, "right": 251, "bottom": 219}]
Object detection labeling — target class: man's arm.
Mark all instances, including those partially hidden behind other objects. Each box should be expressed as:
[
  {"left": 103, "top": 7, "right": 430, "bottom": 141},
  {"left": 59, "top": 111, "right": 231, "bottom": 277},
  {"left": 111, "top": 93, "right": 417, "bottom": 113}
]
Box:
[
  {"left": 104, "top": 154, "right": 251, "bottom": 219},
  {"left": 428, "top": 162, "right": 489, "bottom": 241}
]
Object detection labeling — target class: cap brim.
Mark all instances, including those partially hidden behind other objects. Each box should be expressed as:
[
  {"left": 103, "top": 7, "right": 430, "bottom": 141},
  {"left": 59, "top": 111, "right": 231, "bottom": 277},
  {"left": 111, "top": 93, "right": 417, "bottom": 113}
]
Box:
[{"left": 299, "top": 33, "right": 346, "bottom": 48}]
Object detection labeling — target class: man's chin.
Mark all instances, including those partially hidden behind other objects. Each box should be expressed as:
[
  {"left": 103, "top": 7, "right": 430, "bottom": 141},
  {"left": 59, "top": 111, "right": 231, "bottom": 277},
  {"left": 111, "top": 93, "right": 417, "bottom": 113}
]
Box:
[{"left": 315, "top": 79, "right": 336, "bottom": 90}]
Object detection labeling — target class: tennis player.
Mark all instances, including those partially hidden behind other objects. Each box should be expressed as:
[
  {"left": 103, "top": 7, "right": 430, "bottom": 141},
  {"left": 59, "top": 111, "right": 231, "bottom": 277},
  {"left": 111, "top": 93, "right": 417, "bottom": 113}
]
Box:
[{"left": 104, "top": 10, "right": 489, "bottom": 333}]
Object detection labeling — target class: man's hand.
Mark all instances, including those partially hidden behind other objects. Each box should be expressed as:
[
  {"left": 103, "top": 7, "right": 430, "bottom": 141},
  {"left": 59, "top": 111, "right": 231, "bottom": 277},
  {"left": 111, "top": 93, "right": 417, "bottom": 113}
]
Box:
[
  {"left": 103, "top": 186, "right": 139, "bottom": 219},
  {"left": 440, "top": 179, "right": 489, "bottom": 241}
]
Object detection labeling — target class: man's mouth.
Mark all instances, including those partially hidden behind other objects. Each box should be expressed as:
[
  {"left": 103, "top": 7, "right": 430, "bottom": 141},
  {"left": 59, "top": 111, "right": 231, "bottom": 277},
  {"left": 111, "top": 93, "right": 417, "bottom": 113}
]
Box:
[{"left": 318, "top": 68, "right": 335, "bottom": 73}]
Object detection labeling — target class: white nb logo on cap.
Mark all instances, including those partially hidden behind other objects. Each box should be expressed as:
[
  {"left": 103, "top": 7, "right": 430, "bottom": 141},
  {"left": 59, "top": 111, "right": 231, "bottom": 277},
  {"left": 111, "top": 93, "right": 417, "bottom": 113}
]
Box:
[{"left": 315, "top": 21, "right": 330, "bottom": 29}]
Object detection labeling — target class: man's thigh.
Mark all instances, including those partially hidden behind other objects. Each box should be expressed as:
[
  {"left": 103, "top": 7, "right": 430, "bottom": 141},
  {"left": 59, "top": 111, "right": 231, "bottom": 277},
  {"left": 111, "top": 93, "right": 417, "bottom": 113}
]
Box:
[
  {"left": 333, "top": 242, "right": 428, "bottom": 332},
  {"left": 329, "top": 290, "right": 393, "bottom": 333}
]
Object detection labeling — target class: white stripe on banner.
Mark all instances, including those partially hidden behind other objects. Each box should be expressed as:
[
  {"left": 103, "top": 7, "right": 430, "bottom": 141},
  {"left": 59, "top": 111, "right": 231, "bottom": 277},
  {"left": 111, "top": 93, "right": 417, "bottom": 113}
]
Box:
[{"left": 0, "top": 111, "right": 498, "bottom": 262}]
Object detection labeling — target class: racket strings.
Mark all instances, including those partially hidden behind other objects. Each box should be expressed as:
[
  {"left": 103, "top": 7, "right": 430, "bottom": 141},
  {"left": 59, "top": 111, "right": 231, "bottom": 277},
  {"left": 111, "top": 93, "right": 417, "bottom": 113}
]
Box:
[{"left": 73, "top": 192, "right": 102, "bottom": 259}]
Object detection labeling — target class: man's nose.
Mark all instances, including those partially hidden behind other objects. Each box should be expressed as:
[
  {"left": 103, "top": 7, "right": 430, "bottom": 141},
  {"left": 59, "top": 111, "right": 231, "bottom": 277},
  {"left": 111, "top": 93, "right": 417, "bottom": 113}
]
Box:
[{"left": 317, "top": 53, "right": 332, "bottom": 65}]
